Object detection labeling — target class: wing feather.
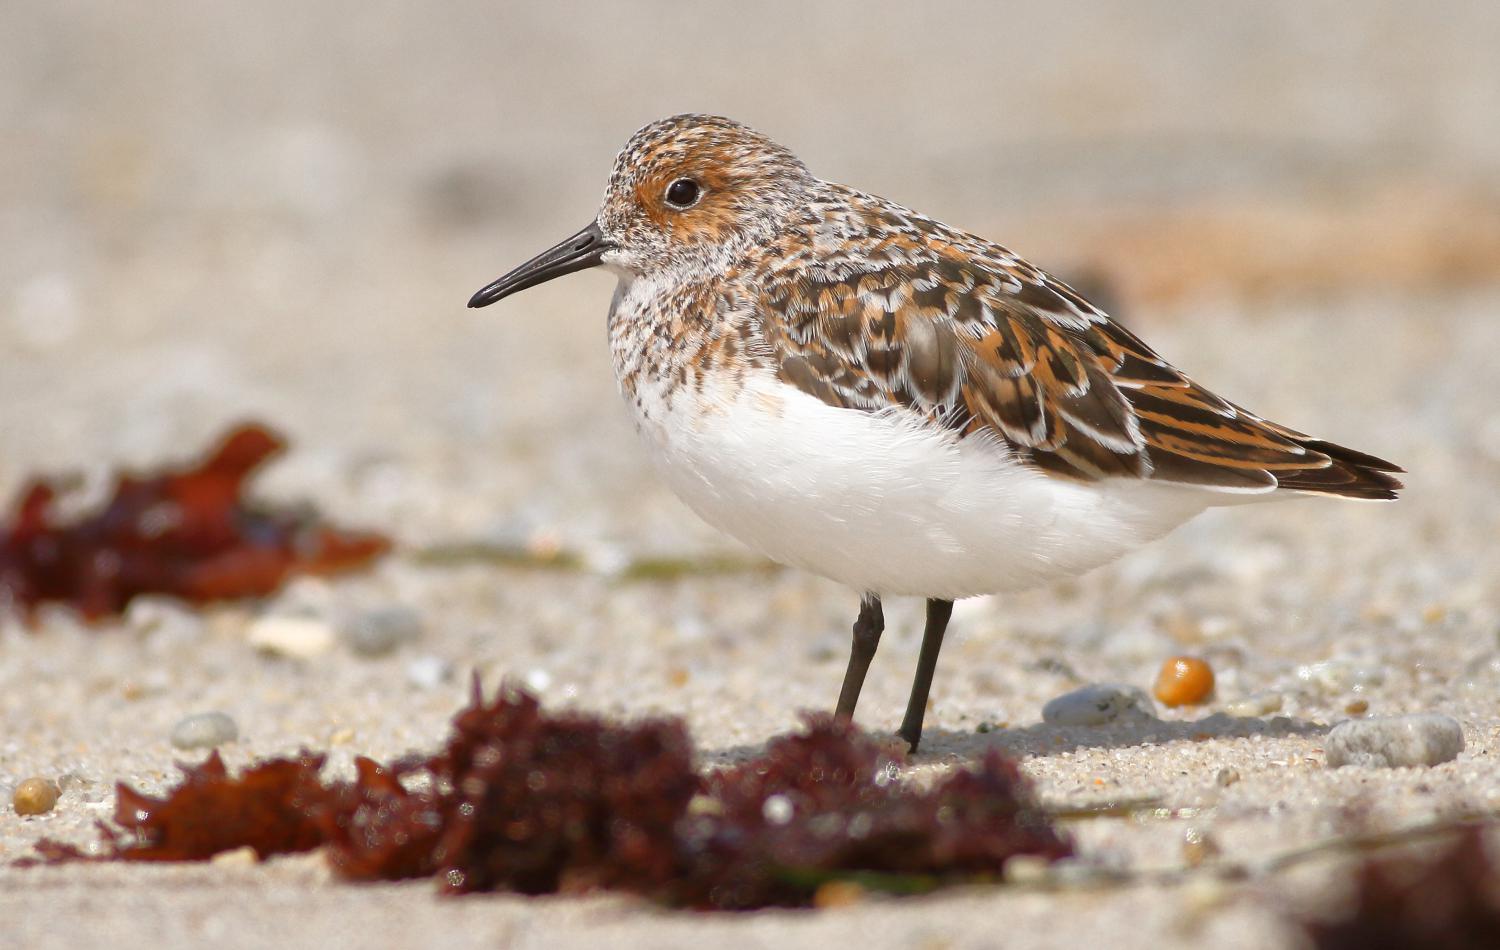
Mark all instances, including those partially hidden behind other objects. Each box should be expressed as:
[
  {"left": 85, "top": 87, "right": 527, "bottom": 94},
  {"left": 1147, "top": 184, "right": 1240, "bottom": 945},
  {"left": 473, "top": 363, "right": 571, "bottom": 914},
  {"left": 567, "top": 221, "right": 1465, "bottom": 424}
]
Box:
[{"left": 757, "top": 197, "right": 1403, "bottom": 499}]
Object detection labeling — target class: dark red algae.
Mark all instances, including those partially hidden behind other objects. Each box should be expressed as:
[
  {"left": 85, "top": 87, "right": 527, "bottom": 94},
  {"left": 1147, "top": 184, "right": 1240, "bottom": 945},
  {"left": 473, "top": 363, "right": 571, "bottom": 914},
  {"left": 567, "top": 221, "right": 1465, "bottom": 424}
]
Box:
[
  {"left": 679, "top": 720, "right": 1071, "bottom": 908},
  {"left": 0, "top": 423, "right": 389, "bottom": 621},
  {"left": 1303, "top": 828, "right": 1500, "bottom": 949},
  {"left": 33, "top": 752, "right": 328, "bottom": 864},
  {"left": 30, "top": 686, "right": 1071, "bottom": 910}
]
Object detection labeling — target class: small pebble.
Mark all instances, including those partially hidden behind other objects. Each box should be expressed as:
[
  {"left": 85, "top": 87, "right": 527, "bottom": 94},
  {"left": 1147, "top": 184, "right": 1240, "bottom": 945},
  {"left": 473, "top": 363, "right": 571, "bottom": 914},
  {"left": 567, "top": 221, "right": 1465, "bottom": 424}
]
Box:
[
  {"left": 1225, "top": 692, "right": 1283, "bottom": 718},
  {"left": 1181, "top": 827, "right": 1221, "bottom": 867},
  {"left": 342, "top": 606, "right": 423, "bottom": 658},
  {"left": 1180, "top": 875, "right": 1233, "bottom": 913},
  {"left": 57, "top": 772, "right": 107, "bottom": 804},
  {"left": 406, "top": 655, "right": 454, "bottom": 690},
  {"left": 1049, "top": 858, "right": 1122, "bottom": 886},
  {"left": 1215, "top": 767, "right": 1241, "bottom": 787},
  {"left": 171, "top": 711, "right": 240, "bottom": 750},
  {"left": 812, "top": 880, "right": 866, "bottom": 908},
  {"left": 1153, "top": 655, "right": 1215, "bottom": 707},
  {"left": 1002, "top": 854, "right": 1052, "bottom": 885},
  {"left": 1325, "top": 713, "right": 1464, "bottom": 768},
  {"left": 1344, "top": 698, "right": 1370, "bottom": 715},
  {"left": 1297, "top": 660, "right": 1385, "bottom": 692},
  {"left": 686, "top": 794, "right": 723, "bottom": 817},
  {"left": 1042, "top": 683, "right": 1157, "bottom": 726},
  {"left": 523, "top": 668, "right": 553, "bottom": 693},
  {"left": 580, "top": 541, "right": 630, "bottom": 576},
  {"left": 13, "top": 777, "right": 60, "bottom": 816},
  {"left": 211, "top": 846, "right": 259, "bottom": 868},
  {"left": 249, "top": 615, "right": 335, "bottom": 659},
  {"left": 762, "top": 794, "right": 794, "bottom": 825}
]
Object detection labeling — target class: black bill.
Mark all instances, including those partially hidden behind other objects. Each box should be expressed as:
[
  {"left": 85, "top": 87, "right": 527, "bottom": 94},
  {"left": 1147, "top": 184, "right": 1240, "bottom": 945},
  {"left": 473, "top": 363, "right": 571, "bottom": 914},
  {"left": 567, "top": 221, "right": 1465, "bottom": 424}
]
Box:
[{"left": 467, "top": 221, "right": 613, "bottom": 308}]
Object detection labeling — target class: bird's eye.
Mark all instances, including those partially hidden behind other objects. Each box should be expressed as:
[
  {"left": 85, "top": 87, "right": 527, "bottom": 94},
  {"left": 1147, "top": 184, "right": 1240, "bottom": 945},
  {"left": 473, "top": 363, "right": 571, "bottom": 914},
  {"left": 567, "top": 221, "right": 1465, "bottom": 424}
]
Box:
[{"left": 664, "top": 178, "right": 702, "bottom": 209}]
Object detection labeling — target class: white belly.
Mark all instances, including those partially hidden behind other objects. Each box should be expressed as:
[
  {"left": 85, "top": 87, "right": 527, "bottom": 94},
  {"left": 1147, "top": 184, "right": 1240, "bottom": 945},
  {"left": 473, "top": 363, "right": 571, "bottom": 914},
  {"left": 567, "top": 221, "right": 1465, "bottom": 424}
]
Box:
[{"left": 627, "top": 372, "right": 1212, "bottom": 600}]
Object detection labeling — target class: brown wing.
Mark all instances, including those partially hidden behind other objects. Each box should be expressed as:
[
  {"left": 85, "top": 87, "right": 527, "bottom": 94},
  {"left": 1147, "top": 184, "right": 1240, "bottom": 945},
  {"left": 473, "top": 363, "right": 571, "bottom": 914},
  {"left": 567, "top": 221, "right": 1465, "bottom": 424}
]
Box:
[{"left": 759, "top": 249, "right": 1402, "bottom": 499}]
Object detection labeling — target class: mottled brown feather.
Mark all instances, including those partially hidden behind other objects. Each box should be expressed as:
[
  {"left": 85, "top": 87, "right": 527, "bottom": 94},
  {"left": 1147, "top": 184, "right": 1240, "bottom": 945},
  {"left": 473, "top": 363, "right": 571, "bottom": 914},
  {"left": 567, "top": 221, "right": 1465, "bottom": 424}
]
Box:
[{"left": 758, "top": 192, "right": 1403, "bottom": 499}]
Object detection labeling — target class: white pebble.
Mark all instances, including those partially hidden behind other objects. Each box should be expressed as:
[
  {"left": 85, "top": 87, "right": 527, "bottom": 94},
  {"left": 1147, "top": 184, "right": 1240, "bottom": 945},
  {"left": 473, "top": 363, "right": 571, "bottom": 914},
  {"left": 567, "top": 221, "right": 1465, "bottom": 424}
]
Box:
[
  {"left": 1225, "top": 692, "right": 1284, "bottom": 718},
  {"left": 524, "top": 669, "right": 553, "bottom": 693},
  {"left": 1325, "top": 714, "right": 1464, "bottom": 768},
  {"left": 1296, "top": 660, "right": 1385, "bottom": 692},
  {"left": 1042, "top": 683, "right": 1157, "bottom": 726},
  {"left": 761, "top": 794, "right": 794, "bottom": 825},
  {"left": 248, "top": 615, "right": 335, "bottom": 659},
  {"left": 580, "top": 541, "right": 630, "bottom": 576},
  {"left": 210, "top": 846, "right": 260, "bottom": 868},
  {"left": 405, "top": 655, "right": 454, "bottom": 690},
  {"left": 57, "top": 772, "right": 108, "bottom": 804},
  {"left": 343, "top": 606, "right": 423, "bottom": 658},
  {"left": 171, "top": 712, "right": 239, "bottom": 750},
  {"left": 1002, "top": 854, "right": 1051, "bottom": 884}
]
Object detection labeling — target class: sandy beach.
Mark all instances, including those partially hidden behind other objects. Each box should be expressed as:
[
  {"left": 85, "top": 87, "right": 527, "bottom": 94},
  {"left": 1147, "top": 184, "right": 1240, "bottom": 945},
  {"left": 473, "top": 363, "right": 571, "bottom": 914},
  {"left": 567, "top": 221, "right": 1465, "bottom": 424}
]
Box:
[{"left": 4, "top": 3, "right": 1500, "bottom": 946}]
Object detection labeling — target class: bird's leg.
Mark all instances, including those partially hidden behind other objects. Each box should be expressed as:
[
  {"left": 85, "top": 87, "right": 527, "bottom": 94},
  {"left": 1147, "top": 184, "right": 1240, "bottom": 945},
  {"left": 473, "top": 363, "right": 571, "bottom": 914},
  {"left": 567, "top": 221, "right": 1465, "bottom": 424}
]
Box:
[
  {"left": 835, "top": 594, "right": 884, "bottom": 720},
  {"left": 897, "top": 598, "right": 955, "bottom": 753}
]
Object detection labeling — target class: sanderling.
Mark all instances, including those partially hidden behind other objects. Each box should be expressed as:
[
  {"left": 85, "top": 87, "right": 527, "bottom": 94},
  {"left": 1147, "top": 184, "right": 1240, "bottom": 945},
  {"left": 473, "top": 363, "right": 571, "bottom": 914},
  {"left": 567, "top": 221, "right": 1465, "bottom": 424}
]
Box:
[{"left": 468, "top": 114, "right": 1402, "bottom": 752}]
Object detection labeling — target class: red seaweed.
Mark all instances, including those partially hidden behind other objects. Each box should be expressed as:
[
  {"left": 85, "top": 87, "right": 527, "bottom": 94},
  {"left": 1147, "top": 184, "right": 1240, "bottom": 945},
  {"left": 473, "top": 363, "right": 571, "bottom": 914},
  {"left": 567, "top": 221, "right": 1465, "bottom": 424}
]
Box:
[
  {"left": 676, "top": 717, "right": 1070, "bottom": 907},
  {"left": 30, "top": 687, "right": 1070, "bottom": 909},
  {"left": 31, "top": 751, "right": 328, "bottom": 864},
  {"left": 0, "top": 423, "right": 389, "bottom": 621},
  {"left": 429, "top": 686, "right": 700, "bottom": 895},
  {"left": 1304, "top": 828, "right": 1500, "bottom": 949},
  {"left": 318, "top": 757, "right": 447, "bottom": 882}
]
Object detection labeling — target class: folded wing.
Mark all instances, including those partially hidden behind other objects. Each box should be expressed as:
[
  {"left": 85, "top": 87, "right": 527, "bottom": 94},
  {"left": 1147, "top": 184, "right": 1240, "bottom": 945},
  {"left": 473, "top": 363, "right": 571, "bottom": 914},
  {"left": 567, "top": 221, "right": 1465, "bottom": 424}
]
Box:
[{"left": 758, "top": 224, "right": 1402, "bottom": 500}]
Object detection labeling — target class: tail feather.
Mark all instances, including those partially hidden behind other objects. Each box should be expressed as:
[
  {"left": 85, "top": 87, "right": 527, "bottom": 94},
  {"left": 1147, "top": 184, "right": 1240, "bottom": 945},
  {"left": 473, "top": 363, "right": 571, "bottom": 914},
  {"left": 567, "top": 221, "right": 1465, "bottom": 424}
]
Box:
[{"left": 1274, "top": 439, "right": 1404, "bottom": 500}]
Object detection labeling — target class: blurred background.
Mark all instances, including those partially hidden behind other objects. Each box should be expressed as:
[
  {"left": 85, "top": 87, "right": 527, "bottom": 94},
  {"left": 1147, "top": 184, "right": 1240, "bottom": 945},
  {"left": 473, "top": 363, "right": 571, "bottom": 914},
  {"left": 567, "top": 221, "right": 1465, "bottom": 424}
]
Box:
[
  {"left": 8, "top": 12, "right": 1500, "bottom": 942},
  {"left": 3, "top": 0, "right": 1498, "bottom": 554},
  {"left": 6, "top": 9, "right": 1500, "bottom": 940}
]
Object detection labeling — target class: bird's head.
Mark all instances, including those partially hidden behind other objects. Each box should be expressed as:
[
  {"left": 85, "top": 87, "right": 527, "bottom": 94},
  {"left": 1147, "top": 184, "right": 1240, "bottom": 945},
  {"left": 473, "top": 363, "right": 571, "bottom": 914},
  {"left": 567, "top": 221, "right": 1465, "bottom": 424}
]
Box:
[{"left": 468, "top": 114, "right": 812, "bottom": 308}]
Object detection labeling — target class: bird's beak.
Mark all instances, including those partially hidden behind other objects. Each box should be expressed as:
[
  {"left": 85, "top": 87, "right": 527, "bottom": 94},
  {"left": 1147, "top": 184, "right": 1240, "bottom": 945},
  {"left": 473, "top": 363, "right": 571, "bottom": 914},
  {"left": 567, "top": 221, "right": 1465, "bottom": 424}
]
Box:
[{"left": 467, "top": 221, "right": 614, "bottom": 309}]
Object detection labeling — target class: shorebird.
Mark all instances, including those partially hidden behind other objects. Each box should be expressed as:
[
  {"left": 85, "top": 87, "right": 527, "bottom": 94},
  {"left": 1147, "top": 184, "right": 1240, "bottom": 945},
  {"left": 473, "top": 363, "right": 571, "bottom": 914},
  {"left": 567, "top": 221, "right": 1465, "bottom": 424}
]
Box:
[{"left": 468, "top": 114, "right": 1402, "bottom": 752}]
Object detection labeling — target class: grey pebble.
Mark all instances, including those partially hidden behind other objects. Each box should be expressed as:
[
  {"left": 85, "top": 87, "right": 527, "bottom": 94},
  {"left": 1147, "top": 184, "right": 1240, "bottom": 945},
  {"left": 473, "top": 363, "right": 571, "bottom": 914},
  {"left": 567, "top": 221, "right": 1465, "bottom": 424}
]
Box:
[
  {"left": 170, "top": 711, "right": 239, "bottom": 750},
  {"left": 1324, "top": 713, "right": 1464, "bottom": 768},
  {"left": 1042, "top": 683, "right": 1158, "bottom": 727},
  {"left": 343, "top": 606, "right": 424, "bottom": 658}
]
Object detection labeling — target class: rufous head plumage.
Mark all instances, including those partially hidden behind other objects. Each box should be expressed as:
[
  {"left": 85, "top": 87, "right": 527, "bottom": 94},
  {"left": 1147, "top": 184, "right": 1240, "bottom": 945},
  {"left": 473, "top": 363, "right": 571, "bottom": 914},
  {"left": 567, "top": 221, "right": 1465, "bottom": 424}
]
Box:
[{"left": 594, "top": 114, "right": 816, "bottom": 277}]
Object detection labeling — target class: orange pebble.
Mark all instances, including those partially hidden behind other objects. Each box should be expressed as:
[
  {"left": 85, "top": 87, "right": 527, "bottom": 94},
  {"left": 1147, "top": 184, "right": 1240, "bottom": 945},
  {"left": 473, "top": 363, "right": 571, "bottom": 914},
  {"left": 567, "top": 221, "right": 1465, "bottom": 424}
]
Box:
[{"left": 1153, "top": 655, "right": 1215, "bottom": 706}]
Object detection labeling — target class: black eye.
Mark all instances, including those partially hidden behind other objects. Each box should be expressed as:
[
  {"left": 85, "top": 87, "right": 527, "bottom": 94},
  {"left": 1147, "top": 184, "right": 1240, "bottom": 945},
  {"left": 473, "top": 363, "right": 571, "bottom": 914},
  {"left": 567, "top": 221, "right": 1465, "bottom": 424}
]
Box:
[{"left": 665, "top": 178, "right": 701, "bottom": 208}]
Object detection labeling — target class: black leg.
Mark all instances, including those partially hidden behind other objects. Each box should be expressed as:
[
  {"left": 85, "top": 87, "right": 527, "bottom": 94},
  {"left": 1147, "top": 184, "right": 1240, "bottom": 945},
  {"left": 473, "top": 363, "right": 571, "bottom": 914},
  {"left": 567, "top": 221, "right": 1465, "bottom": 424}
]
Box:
[
  {"left": 835, "top": 595, "right": 883, "bottom": 720},
  {"left": 897, "top": 598, "right": 954, "bottom": 753}
]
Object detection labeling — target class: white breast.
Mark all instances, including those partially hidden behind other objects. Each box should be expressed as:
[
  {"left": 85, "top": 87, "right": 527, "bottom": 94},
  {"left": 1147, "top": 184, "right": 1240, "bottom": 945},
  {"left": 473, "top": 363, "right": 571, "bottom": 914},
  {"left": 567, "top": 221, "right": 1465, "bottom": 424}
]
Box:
[{"left": 622, "top": 368, "right": 1213, "bottom": 600}]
